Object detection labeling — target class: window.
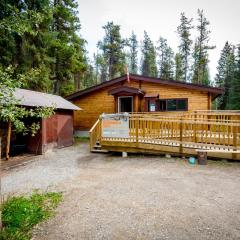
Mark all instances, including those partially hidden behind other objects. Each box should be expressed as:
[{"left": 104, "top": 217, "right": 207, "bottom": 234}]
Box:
[{"left": 159, "top": 99, "right": 188, "bottom": 111}]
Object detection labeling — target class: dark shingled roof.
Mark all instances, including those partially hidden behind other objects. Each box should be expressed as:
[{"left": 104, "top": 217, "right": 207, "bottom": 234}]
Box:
[
  {"left": 14, "top": 88, "right": 81, "bottom": 110},
  {"left": 66, "top": 74, "right": 224, "bottom": 100}
]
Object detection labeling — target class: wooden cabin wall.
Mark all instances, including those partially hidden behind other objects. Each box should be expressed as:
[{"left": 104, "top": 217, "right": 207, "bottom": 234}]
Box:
[
  {"left": 73, "top": 85, "right": 120, "bottom": 131},
  {"left": 72, "top": 79, "right": 210, "bottom": 131}
]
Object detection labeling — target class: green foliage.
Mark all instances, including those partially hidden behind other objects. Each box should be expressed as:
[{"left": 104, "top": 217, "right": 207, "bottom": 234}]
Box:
[
  {"left": 157, "top": 37, "right": 174, "bottom": 79},
  {"left": 127, "top": 31, "right": 138, "bottom": 74},
  {"left": 177, "top": 12, "right": 193, "bottom": 81},
  {"left": 0, "top": 192, "right": 62, "bottom": 240},
  {"left": 215, "top": 42, "right": 235, "bottom": 109},
  {"left": 191, "top": 9, "right": 215, "bottom": 85},
  {"left": 141, "top": 31, "right": 158, "bottom": 77},
  {"left": 227, "top": 45, "right": 240, "bottom": 109},
  {"left": 174, "top": 53, "right": 184, "bottom": 81},
  {"left": 0, "top": 0, "right": 88, "bottom": 96},
  {"left": 0, "top": 66, "right": 54, "bottom": 136},
  {"left": 97, "top": 22, "right": 126, "bottom": 81}
]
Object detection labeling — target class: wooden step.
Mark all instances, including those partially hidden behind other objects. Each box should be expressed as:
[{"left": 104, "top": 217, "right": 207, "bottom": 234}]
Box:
[
  {"left": 94, "top": 145, "right": 102, "bottom": 149},
  {"left": 91, "top": 149, "right": 109, "bottom": 153}
]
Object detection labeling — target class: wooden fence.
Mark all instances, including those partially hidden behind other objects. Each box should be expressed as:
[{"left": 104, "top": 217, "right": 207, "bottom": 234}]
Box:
[{"left": 89, "top": 111, "right": 240, "bottom": 160}]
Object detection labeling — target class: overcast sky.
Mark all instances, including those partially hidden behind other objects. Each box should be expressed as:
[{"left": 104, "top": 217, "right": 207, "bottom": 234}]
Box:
[{"left": 77, "top": 0, "right": 240, "bottom": 80}]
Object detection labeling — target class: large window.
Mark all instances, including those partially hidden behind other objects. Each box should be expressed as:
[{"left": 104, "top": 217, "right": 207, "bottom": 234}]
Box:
[{"left": 159, "top": 98, "right": 188, "bottom": 111}]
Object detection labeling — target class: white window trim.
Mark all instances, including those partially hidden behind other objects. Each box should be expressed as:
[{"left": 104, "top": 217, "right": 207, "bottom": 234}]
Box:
[{"left": 118, "top": 96, "right": 133, "bottom": 113}]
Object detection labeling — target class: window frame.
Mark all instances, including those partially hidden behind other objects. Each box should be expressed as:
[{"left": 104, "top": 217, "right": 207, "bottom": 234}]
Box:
[{"left": 158, "top": 98, "right": 188, "bottom": 112}]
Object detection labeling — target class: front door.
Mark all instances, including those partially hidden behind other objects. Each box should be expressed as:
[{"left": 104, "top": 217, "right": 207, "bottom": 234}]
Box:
[{"left": 118, "top": 96, "right": 133, "bottom": 112}]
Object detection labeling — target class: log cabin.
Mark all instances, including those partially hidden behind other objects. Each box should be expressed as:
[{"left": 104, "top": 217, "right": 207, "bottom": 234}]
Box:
[{"left": 66, "top": 74, "right": 224, "bottom": 136}]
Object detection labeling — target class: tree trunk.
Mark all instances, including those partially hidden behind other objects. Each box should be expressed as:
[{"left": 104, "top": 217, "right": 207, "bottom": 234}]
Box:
[{"left": 6, "top": 121, "right": 11, "bottom": 161}]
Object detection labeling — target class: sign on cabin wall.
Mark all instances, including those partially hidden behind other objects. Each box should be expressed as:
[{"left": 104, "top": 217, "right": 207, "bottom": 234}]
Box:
[
  {"left": 101, "top": 113, "right": 129, "bottom": 138},
  {"left": 150, "top": 103, "right": 156, "bottom": 112}
]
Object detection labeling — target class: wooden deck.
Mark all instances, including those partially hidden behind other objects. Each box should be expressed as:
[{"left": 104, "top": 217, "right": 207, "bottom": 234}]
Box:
[{"left": 89, "top": 111, "right": 240, "bottom": 160}]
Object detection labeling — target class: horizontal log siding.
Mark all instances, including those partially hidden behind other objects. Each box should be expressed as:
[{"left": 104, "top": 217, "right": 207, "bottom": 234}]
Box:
[
  {"left": 140, "top": 82, "right": 209, "bottom": 112},
  {"left": 72, "top": 79, "right": 210, "bottom": 130},
  {"left": 73, "top": 85, "right": 118, "bottom": 130}
]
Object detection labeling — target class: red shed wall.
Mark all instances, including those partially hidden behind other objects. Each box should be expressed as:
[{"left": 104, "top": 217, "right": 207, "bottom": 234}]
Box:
[{"left": 42, "top": 110, "right": 74, "bottom": 153}]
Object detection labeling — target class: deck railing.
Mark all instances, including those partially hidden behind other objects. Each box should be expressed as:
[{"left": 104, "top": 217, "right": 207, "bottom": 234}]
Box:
[
  {"left": 89, "top": 119, "right": 101, "bottom": 151},
  {"left": 90, "top": 111, "right": 240, "bottom": 159}
]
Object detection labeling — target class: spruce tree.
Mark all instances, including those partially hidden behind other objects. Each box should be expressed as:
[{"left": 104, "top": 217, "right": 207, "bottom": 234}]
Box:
[
  {"left": 141, "top": 31, "right": 158, "bottom": 77},
  {"left": 191, "top": 9, "right": 215, "bottom": 85},
  {"left": 227, "top": 45, "right": 240, "bottom": 109},
  {"left": 215, "top": 42, "right": 235, "bottom": 109},
  {"left": 128, "top": 31, "right": 138, "bottom": 74},
  {"left": 97, "top": 22, "right": 126, "bottom": 80},
  {"left": 177, "top": 12, "right": 193, "bottom": 81},
  {"left": 51, "top": 0, "right": 87, "bottom": 96},
  {"left": 157, "top": 37, "right": 174, "bottom": 79},
  {"left": 0, "top": 0, "right": 88, "bottom": 95},
  {"left": 95, "top": 53, "right": 108, "bottom": 83},
  {"left": 175, "top": 53, "right": 184, "bottom": 81}
]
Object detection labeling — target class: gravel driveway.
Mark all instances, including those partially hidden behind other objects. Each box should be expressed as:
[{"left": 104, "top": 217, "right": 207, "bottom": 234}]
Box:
[{"left": 2, "top": 142, "right": 240, "bottom": 240}]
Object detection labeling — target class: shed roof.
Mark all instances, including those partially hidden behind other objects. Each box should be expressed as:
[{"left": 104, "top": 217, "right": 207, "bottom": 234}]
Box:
[
  {"left": 14, "top": 88, "right": 81, "bottom": 110},
  {"left": 66, "top": 74, "right": 224, "bottom": 101}
]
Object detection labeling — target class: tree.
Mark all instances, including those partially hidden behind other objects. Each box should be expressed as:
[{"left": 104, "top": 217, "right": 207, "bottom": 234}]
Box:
[
  {"left": 174, "top": 53, "right": 184, "bottom": 81},
  {"left": 177, "top": 12, "right": 193, "bottom": 81},
  {"left": 191, "top": 9, "right": 215, "bottom": 85},
  {"left": 157, "top": 37, "right": 174, "bottom": 79},
  {"left": 0, "top": 67, "right": 54, "bottom": 160},
  {"left": 0, "top": 1, "right": 55, "bottom": 92},
  {"left": 97, "top": 22, "right": 126, "bottom": 80},
  {"left": 0, "top": 0, "right": 88, "bottom": 96},
  {"left": 51, "top": 0, "right": 87, "bottom": 95},
  {"left": 215, "top": 42, "right": 235, "bottom": 109},
  {"left": 141, "top": 31, "right": 158, "bottom": 77},
  {"left": 95, "top": 53, "right": 108, "bottom": 83},
  {"left": 228, "top": 45, "right": 240, "bottom": 109},
  {"left": 128, "top": 31, "right": 138, "bottom": 74}
]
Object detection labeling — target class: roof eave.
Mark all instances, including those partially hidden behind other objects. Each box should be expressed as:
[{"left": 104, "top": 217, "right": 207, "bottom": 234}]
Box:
[{"left": 66, "top": 74, "right": 224, "bottom": 100}]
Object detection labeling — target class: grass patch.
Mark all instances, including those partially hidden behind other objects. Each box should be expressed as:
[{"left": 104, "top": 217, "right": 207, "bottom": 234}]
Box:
[
  {"left": 0, "top": 191, "right": 62, "bottom": 240},
  {"left": 74, "top": 136, "right": 89, "bottom": 143}
]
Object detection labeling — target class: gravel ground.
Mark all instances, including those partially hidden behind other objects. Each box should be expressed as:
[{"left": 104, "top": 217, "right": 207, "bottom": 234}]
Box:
[
  {"left": 1, "top": 144, "right": 89, "bottom": 195},
  {"left": 2, "top": 143, "right": 240, "bottom": 240}
]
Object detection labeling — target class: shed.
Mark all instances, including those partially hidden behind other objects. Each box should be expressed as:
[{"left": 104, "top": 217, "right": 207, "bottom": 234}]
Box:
[{"left": 1, "top": 89, "right": 81, "bottom": 157}]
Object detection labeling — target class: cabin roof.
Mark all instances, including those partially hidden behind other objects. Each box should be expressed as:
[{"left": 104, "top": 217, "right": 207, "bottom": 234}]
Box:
[
  {"left": 66, "top": 74, "right": 224, "bottom": 100},
  {"left": 108, "top": 86, "right": 145, "bottom": 95},
  {"left": 14, "top": 88, "right": 81, "bottom": 110}
]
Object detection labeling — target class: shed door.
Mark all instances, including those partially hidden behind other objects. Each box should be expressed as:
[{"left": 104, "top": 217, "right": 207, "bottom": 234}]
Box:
[{"left": 57, "top": 113, "right": 73, "bottom": 148}]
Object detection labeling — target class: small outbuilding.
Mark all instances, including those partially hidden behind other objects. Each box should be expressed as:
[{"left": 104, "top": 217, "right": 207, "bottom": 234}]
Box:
[{"left": 0, "top": 89, "right": 81, "bottom": 157}]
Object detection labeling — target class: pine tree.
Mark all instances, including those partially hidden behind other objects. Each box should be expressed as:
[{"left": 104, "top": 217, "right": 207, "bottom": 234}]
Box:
[
  {"left": 177, "top": 12, "right": 193, "bottom": 81},
  {"left": 128, "top": 31, "right": 138, "bottom": 74},
  {"left": 51, "top": 0, "right": 87, "bottom": 96},
  {"left": 157, "top": 37, "right": 174, "bottom": 79},
  {"left": 97, "top": 22, "right": 126, "bottom": 80},
  {"left": 191, "top": 9, "right": 215, "bottom": 85},
  {"left": 95, "top": 53, "right": 108, "bottom": 83},
  {"left": 215, "top": 42, "right": 235, "bottom": 109},
  {"left": 0, "top": 0, "right": 88, "bottom": 95},
  {"left": 175, "top": 53, "right": 184, "bottom": 81},
  {"left": 141, "top": 31, "right": 158, "bottom": 77},
  {"left": 227, "top": 45, "right": 240, "bottom": 109}
]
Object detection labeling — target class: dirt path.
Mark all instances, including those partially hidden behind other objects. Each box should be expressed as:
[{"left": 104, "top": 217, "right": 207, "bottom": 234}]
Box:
[{"left": 2, "top": 143, "right": 240, "bottom": 239}]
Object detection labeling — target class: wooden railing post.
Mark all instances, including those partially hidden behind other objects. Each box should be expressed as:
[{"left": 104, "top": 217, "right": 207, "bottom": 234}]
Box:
[
  {"left": 193, "top": 111, "right": 197, "bottom": 143},
  {"left": 99, "top": 118, "right": 102, "bottom": 145},
  {"left": 179, "top": 118, "right": 183, "bottom": 155},
  {"left": 136, "top": 118, "right": 139, "bottom": 147},
  {"left": 232, "top": 125, "right": 238, "bottom": 160}
]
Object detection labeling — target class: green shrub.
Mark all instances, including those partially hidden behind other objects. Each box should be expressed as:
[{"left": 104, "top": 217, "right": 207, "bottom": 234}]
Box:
[{"left": 0, "top": 192, "right": 62, "bottom": 240}]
